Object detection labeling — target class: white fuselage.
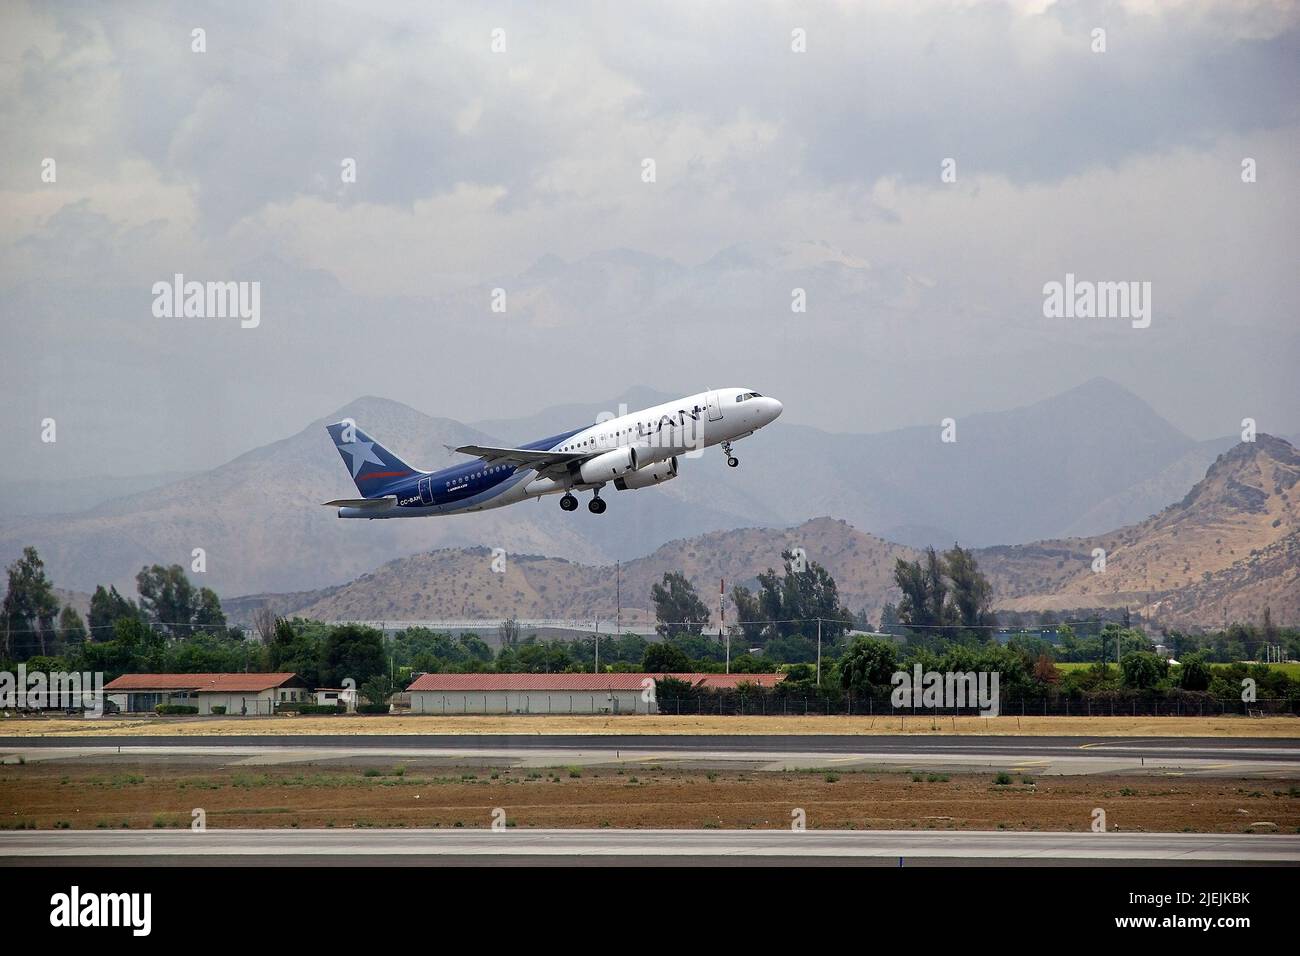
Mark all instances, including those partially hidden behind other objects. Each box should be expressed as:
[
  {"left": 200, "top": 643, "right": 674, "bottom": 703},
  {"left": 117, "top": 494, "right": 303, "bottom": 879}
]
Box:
[{"left": 340, "top": 387, "right": 782, "bottom": 518}]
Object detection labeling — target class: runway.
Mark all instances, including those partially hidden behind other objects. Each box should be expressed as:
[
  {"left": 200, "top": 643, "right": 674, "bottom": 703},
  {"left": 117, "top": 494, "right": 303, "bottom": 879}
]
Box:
[
  {"left": 5, "top": 735, "right": 1299, "bottom": 777},
  {"left": 3, "top": 828, "right": 1296, "bottom": 866},
  {"left": 9, "top": 733, "right": 1299, "bottom": 755}
]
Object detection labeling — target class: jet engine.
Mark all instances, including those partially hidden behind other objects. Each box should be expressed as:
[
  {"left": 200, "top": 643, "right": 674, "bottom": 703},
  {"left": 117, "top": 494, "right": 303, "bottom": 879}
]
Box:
[
  {"left": 579, "top": 446, "right": 638, "bottom": 483},
  {"left": 614, "top": 456, "right": 678, "bottom": 490}
]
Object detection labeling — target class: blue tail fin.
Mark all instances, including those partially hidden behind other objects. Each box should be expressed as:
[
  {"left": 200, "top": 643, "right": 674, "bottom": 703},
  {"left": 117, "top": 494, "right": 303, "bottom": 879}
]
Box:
[{"left": 326, "top": 420, "right": 420, "bottom": 498}]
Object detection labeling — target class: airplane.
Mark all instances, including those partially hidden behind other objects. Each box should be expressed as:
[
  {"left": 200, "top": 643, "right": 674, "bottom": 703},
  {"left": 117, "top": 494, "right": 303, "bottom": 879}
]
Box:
[{"left": 323, "top": 388, "right": 782, "bottom": 517}]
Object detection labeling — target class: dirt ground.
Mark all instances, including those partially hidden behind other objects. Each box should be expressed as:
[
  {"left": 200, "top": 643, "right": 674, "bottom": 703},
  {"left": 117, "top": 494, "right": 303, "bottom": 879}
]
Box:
[
  {"left": 4, "top": 713, "right": 1298, "bottom": 737},
  {"left": 2, "top": 761, "right": 1296, "bottom": 832}
]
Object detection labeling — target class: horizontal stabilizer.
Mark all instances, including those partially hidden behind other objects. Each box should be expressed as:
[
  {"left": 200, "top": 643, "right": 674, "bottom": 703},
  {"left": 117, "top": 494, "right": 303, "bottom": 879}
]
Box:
[{"left": 322, "top": 497, "right": 396, "bottom": 509}]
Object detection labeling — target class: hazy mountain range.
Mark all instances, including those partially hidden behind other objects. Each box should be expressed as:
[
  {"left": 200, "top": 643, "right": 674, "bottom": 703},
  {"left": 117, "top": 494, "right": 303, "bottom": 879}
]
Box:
[
  {"left": 233, "top": 433, "right": 1300, "bottom": 631},
  {"left": 1, "top": 377, "right": 1294, "bottom": 609}
]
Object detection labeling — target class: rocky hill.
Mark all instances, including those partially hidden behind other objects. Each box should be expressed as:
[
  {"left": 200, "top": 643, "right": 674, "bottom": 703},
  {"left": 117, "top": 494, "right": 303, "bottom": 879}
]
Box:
[
  {"left": 983, "top": 434, "right": 1300, "bottom": 627},
  {"left": 245, "top": 437, "right": 1300, "bottom": 631},
  {"left": 253, "top": 517, "right": 916, "bottom": 629}
]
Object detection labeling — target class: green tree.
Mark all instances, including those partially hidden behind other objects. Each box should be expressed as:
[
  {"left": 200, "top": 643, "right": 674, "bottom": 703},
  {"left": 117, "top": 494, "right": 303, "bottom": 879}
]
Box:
[
  {"left": 729, "top": 585, "right": 766, "bottom": 645},
  {"left": 193, "top": 588, "right": 227, "bottom": 631},
  {"left": 1120, "top": 651, "right": 1168, "bottom": 690},
  {"left": 457, "top": 632, "right": 493, "bottom": 663},
  {"left": 135, "top": 565, "right": 227, "bottom": 637},
  {"left": 753, "top": 551, "right": 853, "bottom": 644},
  {"left": 111, "top": 616, "right": 165, "bottom": 670},
  {"left": 320, "top": 624, "right": 386, "bottom": 687},
  {"left": 1177, "top": 652, "right": 1211, "bottom": 691},
  {"left": 894, "top": 554, "right": 935, "bottom": 629},
  {"left": 3, "top": 546, "right": 60, "bottom": 659},
  {"left": 497, "top": 639, "right": 574, "bottom": 673},
  {"left": 943, "top": 544, "right": 995, "bottom": 631},
  {"left": 923, "top": 547, "right": 950, "bottom": 631},
  {"left": 360, "top": 673, "right": 398, "bottom": 708},
  {"left": 58, "top": 606, "right": 88, "bottom": 647},
  {"left": 763, "top": 633, "right": 817, "bottom": 664},
  {"left": 651, "top": 572, "right": 710, "bottom": 637},
  {"left": 642, "top": 641, "right": 691, "bottom": 673},
  {"left": 893, "top": 546, "right": 991, "bottom": 640},
  {"left": 135, "top": 565, "right": 197, "bottom": 634},
  {"left": 839, "top": 636, "right": 899, "bottom": 692},
  {"left": 611, "top": 633, "right": 648, "bottom": 665},
  {"left": 87, "top": 585, "right": 140, "bottom": 636}
]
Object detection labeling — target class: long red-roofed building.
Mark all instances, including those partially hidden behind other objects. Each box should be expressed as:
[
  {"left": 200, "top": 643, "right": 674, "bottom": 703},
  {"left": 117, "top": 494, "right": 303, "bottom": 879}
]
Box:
[
  {"left": 101, "top": 670, "right": 784, "bottom": 717},
  {"left": 405, "top": 671, "right": 785, "bottom": 715}
]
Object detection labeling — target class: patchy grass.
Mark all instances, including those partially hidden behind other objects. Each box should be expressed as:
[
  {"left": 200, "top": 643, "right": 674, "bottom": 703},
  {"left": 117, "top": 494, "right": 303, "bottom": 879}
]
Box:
[{"left": 2, "top": 761, "right": 1296, "bottom": 832}]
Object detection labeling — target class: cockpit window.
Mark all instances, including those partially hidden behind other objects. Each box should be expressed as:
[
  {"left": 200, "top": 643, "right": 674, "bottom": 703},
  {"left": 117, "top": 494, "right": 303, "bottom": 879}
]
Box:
[{"left": 736, "top": 391, "right": 762, "bottom": 402}]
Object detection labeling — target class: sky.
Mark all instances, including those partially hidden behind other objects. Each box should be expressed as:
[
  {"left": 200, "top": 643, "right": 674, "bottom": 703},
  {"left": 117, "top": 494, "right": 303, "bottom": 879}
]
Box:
[{"left": 1, "top": 0, "right": 1297, "bottom": 480}]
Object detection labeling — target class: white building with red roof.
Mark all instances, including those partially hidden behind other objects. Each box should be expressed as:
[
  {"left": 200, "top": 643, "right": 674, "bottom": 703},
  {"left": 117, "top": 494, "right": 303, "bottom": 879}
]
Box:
[{"left": 405, "top": 671, "right": 785, "bottom": 715}]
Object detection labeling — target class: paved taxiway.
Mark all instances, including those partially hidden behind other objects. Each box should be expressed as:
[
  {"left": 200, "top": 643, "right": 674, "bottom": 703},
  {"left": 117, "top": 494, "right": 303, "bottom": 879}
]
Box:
[
  {"left": 4, "top": 735, "right": 1298, "bottom": 777},
  {"left": 3, "top": 828, "right": 1296, "bottom": 866}
]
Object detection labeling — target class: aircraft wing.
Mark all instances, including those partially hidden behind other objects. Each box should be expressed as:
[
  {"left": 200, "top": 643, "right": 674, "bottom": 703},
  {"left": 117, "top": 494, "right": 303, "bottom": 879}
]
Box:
[{"left": 452, "top": 444, "right": 589, "bottom": 469}]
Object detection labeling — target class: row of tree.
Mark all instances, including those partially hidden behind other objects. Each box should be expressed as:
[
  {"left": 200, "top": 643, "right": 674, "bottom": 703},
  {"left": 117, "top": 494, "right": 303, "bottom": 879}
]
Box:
[
  {"left": 3, "top": 548, "right": 229, "bottom": 660},
  {"left": 833, "top": 635, "right": 1300, "bottom": 702},
  {"left": 652, "top": 551, "right": 855, "bottom": 648},
  {"left": 5, "top": 545, "right": 1296, "bottom": 702}
]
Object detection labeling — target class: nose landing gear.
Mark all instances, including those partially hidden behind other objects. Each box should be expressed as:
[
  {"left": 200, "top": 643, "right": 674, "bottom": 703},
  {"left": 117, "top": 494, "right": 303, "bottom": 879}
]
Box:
[{"left": 722, "top": 441, "right": 739, "bottom": 468}]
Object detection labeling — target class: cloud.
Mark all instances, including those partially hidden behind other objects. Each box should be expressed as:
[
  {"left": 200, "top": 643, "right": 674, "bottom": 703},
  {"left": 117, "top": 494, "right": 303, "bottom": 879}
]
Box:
[{"left": 0, "top": 0, "right": 1296, "bottom": 481}]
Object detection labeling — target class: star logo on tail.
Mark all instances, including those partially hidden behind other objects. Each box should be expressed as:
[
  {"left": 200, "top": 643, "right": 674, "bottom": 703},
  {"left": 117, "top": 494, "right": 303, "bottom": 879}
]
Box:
[{"left": 338, "top": 440, "right": 385, "bottom": 478}]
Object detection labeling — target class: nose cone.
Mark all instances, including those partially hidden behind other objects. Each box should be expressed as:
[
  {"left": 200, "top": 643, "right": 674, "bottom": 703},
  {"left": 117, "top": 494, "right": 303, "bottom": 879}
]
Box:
[{"left": 763, "top": 397, "right": 783, "bottom": 423}]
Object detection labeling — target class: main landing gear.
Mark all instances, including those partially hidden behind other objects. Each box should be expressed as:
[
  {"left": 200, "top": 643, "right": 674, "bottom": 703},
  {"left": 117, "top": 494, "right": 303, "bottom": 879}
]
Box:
[
  {"left": 722, "top": 441, "right": 739, "bottom": 468},
  {"left": 559, "top": 492, "right": 606, "bottom": 514}
]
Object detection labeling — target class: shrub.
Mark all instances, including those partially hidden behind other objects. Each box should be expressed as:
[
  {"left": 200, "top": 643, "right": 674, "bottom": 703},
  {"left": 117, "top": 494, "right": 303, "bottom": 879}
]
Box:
[
  {"left": 1178, "top": 653, "right": 1212, "bottom": 691},
  {"left": 155, "top": 704, "right": 198, "bottom": 715},
  {"left": 294, "top": 703, "right": 346, "bottom": 715},
  {"left": 356, "top": 703, "right": 390, "bottom": 715},
  {"left": 210, "top": 705, "right": 226, "bottom": 715}
]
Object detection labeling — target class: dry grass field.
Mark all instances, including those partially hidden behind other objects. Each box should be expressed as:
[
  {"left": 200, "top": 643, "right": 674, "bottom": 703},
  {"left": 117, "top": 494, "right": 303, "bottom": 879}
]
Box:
[{"left": 2, "top": 761, "right": 1296, "bottom": 832}]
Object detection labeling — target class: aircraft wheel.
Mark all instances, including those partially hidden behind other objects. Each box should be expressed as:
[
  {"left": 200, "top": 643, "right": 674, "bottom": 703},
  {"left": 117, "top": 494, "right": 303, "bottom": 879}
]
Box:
[
  {"left": 560, "top": 493, "right": 578, "bottom": 511},
  {"left": 588, "top": 497, "right": 607, "bottom": 514},
  {"left": 727, "top": 456, "right": 739, "bottom": 468}
]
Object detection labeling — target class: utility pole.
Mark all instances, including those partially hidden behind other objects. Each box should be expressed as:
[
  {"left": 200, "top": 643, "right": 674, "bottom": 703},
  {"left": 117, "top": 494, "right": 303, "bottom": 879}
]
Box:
[
  {"left": 615, "top": 561, "right": 621, "bottom": 639},
  {"left": 594, "top": 618, "right": 600, "bottom": 674},
  {"left": 816, "top": 618, "right": 822, "bottom": 684},
  {"left": 721, "top": 578, "right": 728, "bottom": 675}
]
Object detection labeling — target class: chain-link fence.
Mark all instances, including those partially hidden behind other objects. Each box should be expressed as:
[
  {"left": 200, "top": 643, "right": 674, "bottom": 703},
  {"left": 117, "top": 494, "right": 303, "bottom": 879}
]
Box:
[
  {"left": 647, "top": 694, "right": 1300, "bottom": 717},
  {"left": 388, "top": 693, "right": 1300, "bottom": 717}
]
